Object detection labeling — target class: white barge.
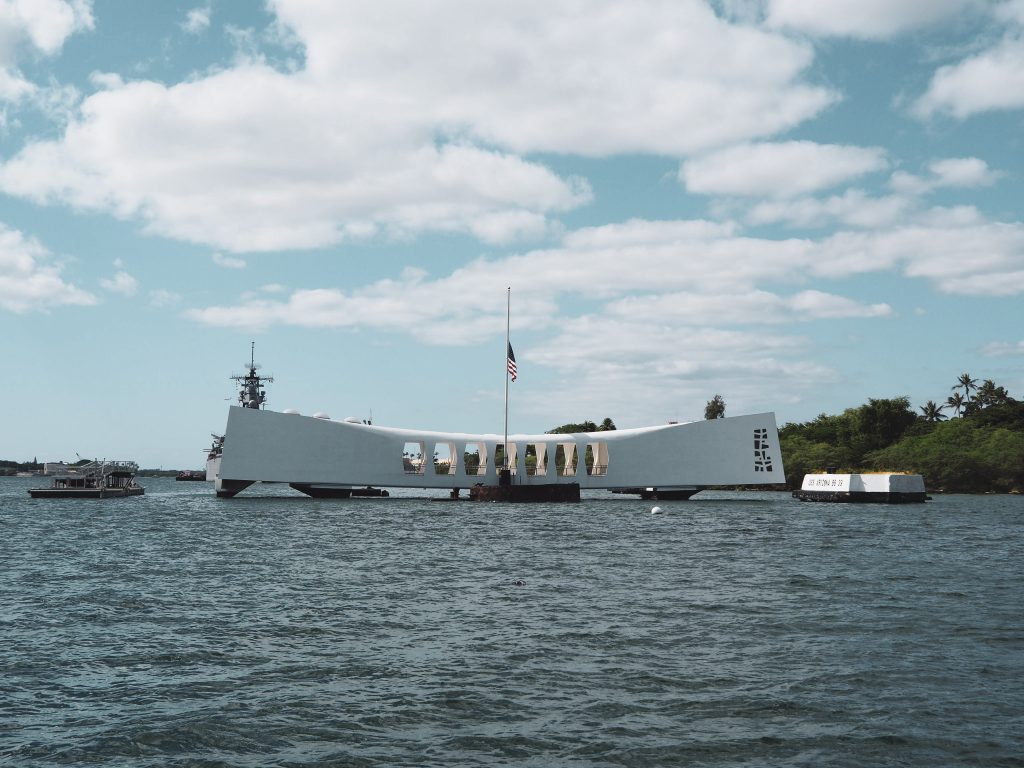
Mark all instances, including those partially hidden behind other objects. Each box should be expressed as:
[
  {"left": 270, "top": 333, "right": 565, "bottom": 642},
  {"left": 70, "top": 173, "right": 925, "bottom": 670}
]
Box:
[{"left": 793, "top": 473, "right": 927, "bottom": 503}]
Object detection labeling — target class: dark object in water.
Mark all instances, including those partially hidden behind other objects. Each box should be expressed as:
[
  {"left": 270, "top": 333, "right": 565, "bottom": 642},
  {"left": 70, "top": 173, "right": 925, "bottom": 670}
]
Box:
[{"left": 469, "top": 481, "right": 580, "bottom": 503}]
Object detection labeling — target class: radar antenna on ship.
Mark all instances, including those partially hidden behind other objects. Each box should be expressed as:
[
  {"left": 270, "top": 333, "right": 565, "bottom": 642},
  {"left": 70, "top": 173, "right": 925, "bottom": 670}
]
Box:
[{"left": 231, "top": 341, "right": 274, "bottom": 410}]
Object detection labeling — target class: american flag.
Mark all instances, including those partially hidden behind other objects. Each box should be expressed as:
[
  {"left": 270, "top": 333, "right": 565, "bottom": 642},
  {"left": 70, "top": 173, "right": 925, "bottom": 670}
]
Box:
[{"left": 507, "top": 342, "right": 517, "bottom": 382}]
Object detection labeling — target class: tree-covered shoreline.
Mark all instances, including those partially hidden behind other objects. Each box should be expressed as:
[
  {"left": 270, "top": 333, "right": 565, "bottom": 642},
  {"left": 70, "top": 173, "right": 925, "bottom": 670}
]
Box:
[
  {"left": 0, "top": 459, "right": 42, "bottom": 476},
  {"left": 780, "top": 374, "right": 1024, "bottom": 493}
]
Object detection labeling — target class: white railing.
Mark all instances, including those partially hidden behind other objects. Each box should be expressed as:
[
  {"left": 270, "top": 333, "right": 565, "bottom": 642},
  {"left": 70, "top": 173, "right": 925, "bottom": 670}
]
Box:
[{"left": 52, "top": 460, "right": 138, "bottom": 477}]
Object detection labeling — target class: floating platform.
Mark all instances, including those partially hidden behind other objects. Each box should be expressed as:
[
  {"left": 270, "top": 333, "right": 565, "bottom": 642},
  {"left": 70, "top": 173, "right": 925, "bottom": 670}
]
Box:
[
  {"left": 29, "top": 460, "right": 144, "bottom": 499},
  {"left": 793, "top": 473, "right": 927, "bottom": 503}
]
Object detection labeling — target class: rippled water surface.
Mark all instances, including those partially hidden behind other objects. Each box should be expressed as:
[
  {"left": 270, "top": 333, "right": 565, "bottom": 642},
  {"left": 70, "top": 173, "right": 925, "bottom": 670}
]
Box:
[{"left": 2, "top": 477, "right": 1022, "bottom": 767}]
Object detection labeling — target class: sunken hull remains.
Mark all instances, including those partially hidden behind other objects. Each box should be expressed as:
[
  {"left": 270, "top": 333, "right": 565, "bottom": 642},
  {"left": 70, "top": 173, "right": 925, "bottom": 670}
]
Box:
[
  {"left": 214, "top": 406, "right": 784, "bottom": 500},
  {"left": 469, "top": 473, "right": 581, "bottom": 503}
]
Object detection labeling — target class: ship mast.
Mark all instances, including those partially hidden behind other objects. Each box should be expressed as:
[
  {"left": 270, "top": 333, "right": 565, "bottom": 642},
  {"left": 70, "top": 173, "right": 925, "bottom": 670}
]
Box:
[{"left": 231, "top": 341, "right": 274, "bottom": 409}]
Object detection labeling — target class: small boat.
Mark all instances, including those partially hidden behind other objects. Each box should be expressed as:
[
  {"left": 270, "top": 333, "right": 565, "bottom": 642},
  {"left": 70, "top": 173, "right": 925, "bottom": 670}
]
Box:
[
  {"left": 175, "top": 470, "right": 207, "bottom": 481},
  {"left": 793, "top": 472, "right": 927, "bottom": 503},
  {"left": 28, "top": 460, "right": 145, "bottom": 499}
]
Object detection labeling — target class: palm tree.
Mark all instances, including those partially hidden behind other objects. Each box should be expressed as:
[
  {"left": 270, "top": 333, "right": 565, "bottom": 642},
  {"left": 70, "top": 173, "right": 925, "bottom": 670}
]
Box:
[
  {"left": 946, "top": 392, "right": 965, "bottom": 417},
  {"left": 954, "top": 373, "right": 978, "bottom": 403},
  {"left": 992, "top": 385, "right": 1010, "bottom": 406},
  {"left": 919, "top": 400, "right": 947, "bottom": 422},
  {"left": 975, "top": 379, "right": 996, "bottom": 408}
]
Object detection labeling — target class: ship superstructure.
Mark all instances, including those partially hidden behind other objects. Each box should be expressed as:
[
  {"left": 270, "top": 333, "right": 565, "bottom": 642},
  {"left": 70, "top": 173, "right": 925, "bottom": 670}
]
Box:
[
  {"left": 203, "top": 343, "right": 270, "bottom": 484},
  {"left": 232, "top": 342, "right": 273, "bottom": 410}
]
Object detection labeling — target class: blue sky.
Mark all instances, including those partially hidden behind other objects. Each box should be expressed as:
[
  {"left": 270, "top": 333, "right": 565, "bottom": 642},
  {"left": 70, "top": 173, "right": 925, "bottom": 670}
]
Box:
[{"left": 2, "top": 0, "right": 1024, "bottom": 469}]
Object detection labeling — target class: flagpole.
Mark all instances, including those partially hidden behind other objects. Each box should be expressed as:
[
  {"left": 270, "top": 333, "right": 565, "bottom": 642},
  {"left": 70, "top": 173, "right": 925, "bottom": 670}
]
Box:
[{"left": 503, "top": 287, "right": 510, "bottom": 471}]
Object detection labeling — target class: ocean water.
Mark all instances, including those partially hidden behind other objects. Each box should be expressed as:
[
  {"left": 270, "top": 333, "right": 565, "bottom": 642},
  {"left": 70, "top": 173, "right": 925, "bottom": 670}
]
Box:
[{"left": 2, "top": 477, "right": 1022, "bottom": 767}]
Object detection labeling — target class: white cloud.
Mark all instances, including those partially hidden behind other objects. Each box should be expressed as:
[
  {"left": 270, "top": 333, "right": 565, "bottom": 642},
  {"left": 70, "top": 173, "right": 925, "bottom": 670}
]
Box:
[
  {"left": 0, "top": 67, "right": 591, "bottom": 251},
  {"left": 766, "top": 0, "right": 974, "bottom": 39},
  {"left": 89, "top": 71, "right": 123, "bottom": 90},
  {"left": 999, "top": 0, "right": 1024, "bottom": 25},
  {"left": 183, "top": 210, "right": 1024, "bottom": 419},
  {"left": 148, "top": 288, "right": 181, "bottom": 307},
  {"left": 748, "top": 189, "right": 912, "bottom": 229},
  {"left": 0, "top": 65, "right": 32, "bottom": 100},
  {"left": 183, "top": 219, "right": 805, "bottom": 334},
  {"left": 185, "top": 209, "right": 1024, "bottom": 338},
  {"left": 0, "top": 223, "right": 96, "bottom": 312},
  {"left": 915, "top": 34, "right": 1024, "bottom": 119},
  {"left": 0, "top": 0, "right": 94, "bottom": 100},
  {"left": 981, "top": 339, "right": 1024, "bottom": 356},
  {"left": 182, "top": 5, "right": 210, "bottom": 34},
  {"left": 890, "top": 157, "right": 1001, "bottom": 196},
  {"left": 743, "top": 157, "right": 1001, "bottom": 229},
  {"left": 521, "top": 315, "right": 838, "bottom": 425},
  {"left": 99, "top": 270, "right": 138, "bottom": 295},
  {"left": 787, "top": 289, "right": 892, "bottom": 318},
  {"left": 212, "top": 252, "right": 246, "bottom": 269},
  {"left": 929, "top": 157, "right": 1001, "bottom": 187},
  {"left": 274, "top": 0, "right": 834, "bottom": 155},
  {"left": 0, "top": 0, "right": 93, "bottom": 55},
  {"left": 0, "top": 2, "right": 835, "bottom": 252},
  {"left": 978, "top": 339, "right": 1024, "bottom": 358},
  {"left": 682, "top": 142, "right": 888, "bottom": 198},
  {"left": 605, "top": 289, "right": 891, "bottom": 324},
  {"left": 819, "top": 212, "right": 1024, "bottom": 294}
]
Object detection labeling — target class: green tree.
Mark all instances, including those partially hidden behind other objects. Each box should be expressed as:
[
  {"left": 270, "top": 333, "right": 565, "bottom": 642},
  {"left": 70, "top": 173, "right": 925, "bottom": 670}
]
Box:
[
  {"left": 919, "top": 400, "right": 947, "bottom": 422},
  {"left": 777, "top": 433, "right": 854, "bottom": 488},
  {"left": 704, "top": 394, "right": 726, "bottom": 420},
  {"left": 974, "top": 379, "right": 1009, "bottom": 409},
  {"left": 955, "top": 372, "right": 978, "bottom": 404},
  {"left": 968, "top": 398, "right": 1024, "bottom": 429},
  {"left": 946, "top": 391, "right": 965, "bottom": 417},
  {"left": 850, "top": 397, "right": 917, "bottom": 457},
  {"left": 868, "top": 418, "right": 1024, "bottom": 492},
  {"left": 547, "top": 419, "right": 615, "bottom": 434}
]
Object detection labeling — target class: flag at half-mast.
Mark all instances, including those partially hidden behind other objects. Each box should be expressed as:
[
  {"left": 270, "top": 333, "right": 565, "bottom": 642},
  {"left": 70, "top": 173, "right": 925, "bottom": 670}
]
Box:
[{"left": 507, "top": 342, "right": 517, "bottom": 382}]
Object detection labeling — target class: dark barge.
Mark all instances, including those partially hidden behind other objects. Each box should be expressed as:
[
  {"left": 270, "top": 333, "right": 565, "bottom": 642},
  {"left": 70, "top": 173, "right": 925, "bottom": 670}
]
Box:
[{"left": 29, "top": 461, "right": 145, "bottom": 499}]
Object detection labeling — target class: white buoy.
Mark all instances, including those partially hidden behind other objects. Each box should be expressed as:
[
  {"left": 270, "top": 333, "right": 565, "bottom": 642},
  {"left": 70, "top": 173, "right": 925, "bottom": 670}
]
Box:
[{"left": 651, "top": 506, "right": 662, "bottom": 514}]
